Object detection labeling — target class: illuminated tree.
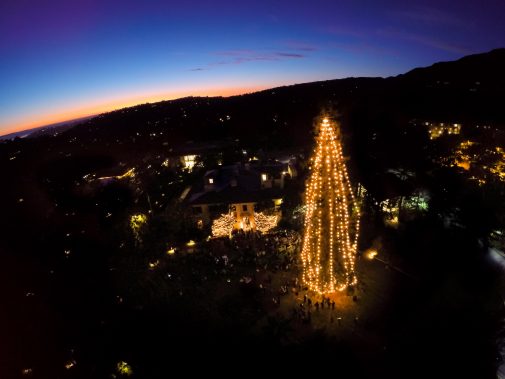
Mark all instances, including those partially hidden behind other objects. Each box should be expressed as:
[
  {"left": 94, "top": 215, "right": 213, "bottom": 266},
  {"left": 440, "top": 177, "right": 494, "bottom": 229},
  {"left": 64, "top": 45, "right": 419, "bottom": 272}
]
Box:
[
  {"left": 254, "top": 212, "right": 278, "bottom": 233},
  {"left": 130, "top": 213, "right": 147, "bottom": 243},
  {"left": 300, "top": 116, "right": 360, "bottom": 294},
  {"left": 116, "top": 361, "right": 133, "bottom": 376},
  {"left": 211, "top": 213, "right": 235, "bottom": 237}
]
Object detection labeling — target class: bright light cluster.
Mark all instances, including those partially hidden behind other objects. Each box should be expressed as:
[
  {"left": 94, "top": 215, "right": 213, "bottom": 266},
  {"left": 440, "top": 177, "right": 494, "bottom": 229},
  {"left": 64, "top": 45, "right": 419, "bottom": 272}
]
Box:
[
  {"left": 442, "top": 141, "right": 505, "bottom": 184},
  {"left": 211, "top": 213, "right": 235, "bottom": 237},
  {"left": 301, "top": 117, "right": 360, "bottom": 294},
  {"left": 254, "top": 212, "right": 278, "bottom": 233},
  {"left": 183, "top": 155, "right": 197, "bottom": 171},
  {"left": 489, "top": 146, "right": 505, "bottom": 181},
  {"left": 130, "top": 213, "right": 147, "bottom": 242},
  {"left": 428, "top": 122, "right": 461, "bottom": 139},
  {"left": 118, "top": 168, "right": 136, "bottom": 179},
  {"left": 366, "top": 249, "right": 378, "bottom": 260},
  {"left": 116, "top": 361, "right": 133, "bottom": 376}
]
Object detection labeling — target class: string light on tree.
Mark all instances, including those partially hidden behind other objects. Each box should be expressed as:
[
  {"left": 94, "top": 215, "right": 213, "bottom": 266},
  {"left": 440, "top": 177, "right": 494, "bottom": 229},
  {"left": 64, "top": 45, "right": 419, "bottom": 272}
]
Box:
[
  {"left": 253, "top": 212, "right": 278, "bottom": 233},
  {"left": 211, "top": 213, "right": 235, "bottom": 237},
  {"left": 300, "top": 116, "right": 360, "bottom": 294}
]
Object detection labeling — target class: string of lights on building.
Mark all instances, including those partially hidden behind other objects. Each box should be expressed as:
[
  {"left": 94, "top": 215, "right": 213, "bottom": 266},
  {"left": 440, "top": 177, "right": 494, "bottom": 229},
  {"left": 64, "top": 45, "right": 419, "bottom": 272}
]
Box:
[
  {"left": 300, "top": 116, "right": 360, "bottom": 294},
  {"left": 211, "top": 211, "right": 278, "bottom": 237}
]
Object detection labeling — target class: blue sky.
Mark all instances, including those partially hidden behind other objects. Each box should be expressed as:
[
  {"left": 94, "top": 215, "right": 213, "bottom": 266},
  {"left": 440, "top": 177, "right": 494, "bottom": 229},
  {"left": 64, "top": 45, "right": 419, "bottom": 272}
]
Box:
[{"left": 1, "top": 0, "right": 504, "bottom": 134}]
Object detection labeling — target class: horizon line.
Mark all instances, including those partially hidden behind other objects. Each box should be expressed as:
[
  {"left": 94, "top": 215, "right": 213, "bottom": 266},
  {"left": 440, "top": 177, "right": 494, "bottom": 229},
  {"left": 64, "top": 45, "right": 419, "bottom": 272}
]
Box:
[
  {"left": 2, "top": 46, "right": 500, "bottom": 139},
  {"left": 0, "top": 84, "right": 273, "bottom": 138},
  {"left": 0, "top": 77, "right": 349, "bottom": 138}
]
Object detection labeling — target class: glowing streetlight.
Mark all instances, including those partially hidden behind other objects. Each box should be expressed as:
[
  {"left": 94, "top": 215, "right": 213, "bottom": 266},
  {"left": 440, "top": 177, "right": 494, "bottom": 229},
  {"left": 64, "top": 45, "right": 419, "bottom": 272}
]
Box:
[{"left": 366, "top": 249, "right": 378, "bottom": 260}]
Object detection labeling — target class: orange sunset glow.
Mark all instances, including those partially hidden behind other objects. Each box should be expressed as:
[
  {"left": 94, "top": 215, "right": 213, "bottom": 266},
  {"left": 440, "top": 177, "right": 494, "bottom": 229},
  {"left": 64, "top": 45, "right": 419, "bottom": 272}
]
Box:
[{"left": 2, "top": 85, "right": 266, "bottom": 136}]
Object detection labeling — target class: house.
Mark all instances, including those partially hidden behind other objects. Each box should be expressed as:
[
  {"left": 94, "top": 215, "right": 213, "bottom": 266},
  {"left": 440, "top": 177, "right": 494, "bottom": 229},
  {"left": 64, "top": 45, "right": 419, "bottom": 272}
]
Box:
[
  {"left": 161, "top": 140, "right": 231, "bottom": 171},
  {"left": 185, "top": 160, "right": 295, "bottom": 234}
]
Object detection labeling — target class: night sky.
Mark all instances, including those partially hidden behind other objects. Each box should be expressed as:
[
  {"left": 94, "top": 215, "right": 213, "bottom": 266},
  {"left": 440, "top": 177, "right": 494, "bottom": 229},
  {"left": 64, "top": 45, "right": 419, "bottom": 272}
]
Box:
[{"left": 1, "top": 0, "right": 504, "bottom": 135}]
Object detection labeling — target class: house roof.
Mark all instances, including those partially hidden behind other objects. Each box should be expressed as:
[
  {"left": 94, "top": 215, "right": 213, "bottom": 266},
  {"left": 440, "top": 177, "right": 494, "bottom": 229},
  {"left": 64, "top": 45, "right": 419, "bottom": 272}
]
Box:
[
  {"left": 189, "top": 186, "right": 283, "bottom": 205},
  {"left": 187, "top": 162, "right": 285, "bottom": 205}
]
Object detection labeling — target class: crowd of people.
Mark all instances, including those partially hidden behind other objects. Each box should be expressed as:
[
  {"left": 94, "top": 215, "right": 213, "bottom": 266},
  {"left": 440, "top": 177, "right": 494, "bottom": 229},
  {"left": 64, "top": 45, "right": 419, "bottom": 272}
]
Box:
[{"left": 138, "top": 226, "right": 362, "bottom": 338}]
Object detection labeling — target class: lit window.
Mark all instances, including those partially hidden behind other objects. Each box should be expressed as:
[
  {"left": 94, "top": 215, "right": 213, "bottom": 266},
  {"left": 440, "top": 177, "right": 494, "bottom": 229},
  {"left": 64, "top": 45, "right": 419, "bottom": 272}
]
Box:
[
  {"left": 261, "top": 173, "right": 267, "bottom": 181},
  {"left": 209, "top": 178, "right": 214, "bottom": 184},
  {"left": 183, "top": 155, "right": 196, "bottom": 171}
]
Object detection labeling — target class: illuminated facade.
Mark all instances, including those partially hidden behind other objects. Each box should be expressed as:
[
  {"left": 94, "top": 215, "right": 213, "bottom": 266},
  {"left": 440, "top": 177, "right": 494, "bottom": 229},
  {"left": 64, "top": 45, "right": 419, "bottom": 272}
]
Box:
[
  {"left": 187, "top": 161, "right": 292, "bottom": 235},
  {"left": 301, "top": 117, "right": 360, "bottom": 294},
  {"left": 211, "top": 210, "right": 278, "bottom": 237},
  {"left": 181, "top": 154, "right": 197, "bottom": 171}
]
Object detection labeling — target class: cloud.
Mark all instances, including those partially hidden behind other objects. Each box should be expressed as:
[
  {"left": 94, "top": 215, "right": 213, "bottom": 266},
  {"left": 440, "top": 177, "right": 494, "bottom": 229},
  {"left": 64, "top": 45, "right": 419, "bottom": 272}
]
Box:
[
  {"left": 215, "top": 49, "right": 257, "bottom": 56},
  {"left": 378, "top": 28, "right": 472, "bottom": 54},
  {"left": 187, "top": 48, "right": 308, "bottom": 71},
  {"left": 210, "top": 49, "right": 306, "bottom": 65},
  {"left": 283, "top": 40, "right": 318, "bottom": 51},
  {"left": 275, "top": 52, "right": 305, "bottom": 58}
]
